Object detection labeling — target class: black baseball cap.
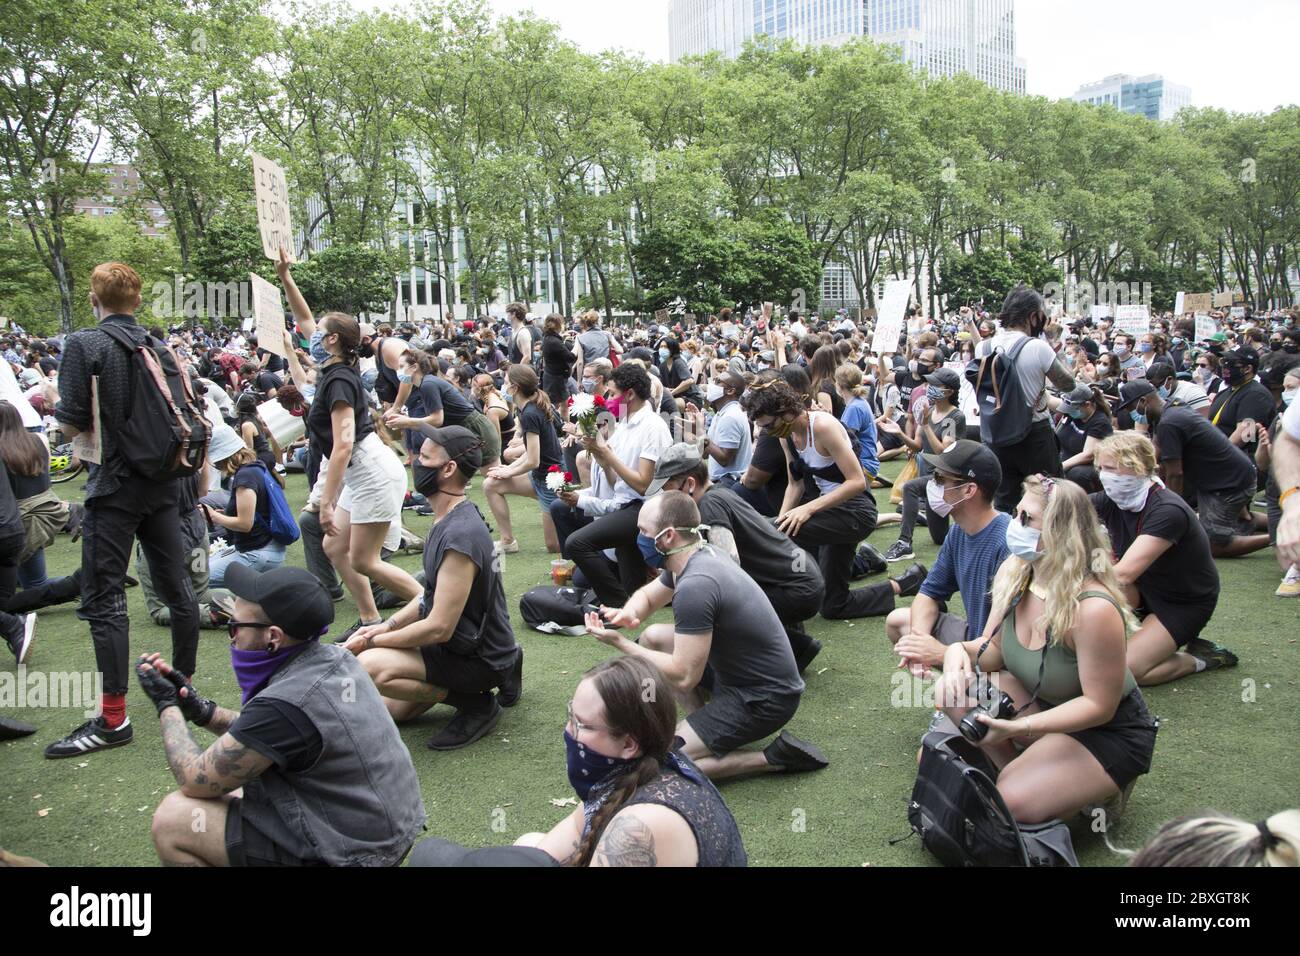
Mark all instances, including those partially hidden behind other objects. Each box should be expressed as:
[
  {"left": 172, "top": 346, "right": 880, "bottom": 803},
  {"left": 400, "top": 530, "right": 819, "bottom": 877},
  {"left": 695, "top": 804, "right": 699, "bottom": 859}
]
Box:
[
  {"left": 225, "top": 565, "right": 334, "bottom": 641},
  {"left": 1113, "top": 379, "right": 1156, "bottom": 412},
  {"left": 1221, "top": 345, "right": 1260, "bottom": 370},
  {"left": 415, "top": 424, "right": 484, "bottom": 472},
  {"left": 919, "top": 439, "right": 1001, "bottom": 495},
  {"left": 1144, "top": 361, "right": 1177, "bottom": 386},
  {"left": 924, "top": 368, "right": 961, "bottom": 392}
]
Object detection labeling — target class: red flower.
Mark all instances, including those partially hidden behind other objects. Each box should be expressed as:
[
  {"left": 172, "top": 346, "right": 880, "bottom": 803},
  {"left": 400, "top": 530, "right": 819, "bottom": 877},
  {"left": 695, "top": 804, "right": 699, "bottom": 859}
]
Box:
[
  {"left": 564, "top": 472, "right": 574, "bottom": 483},
  {"left": 566, "top": 396, "right": 573, "bottom": 406},
  {"left": 593, "top": 394, "right": 606, "bottom": 408},
  {"left": 548, "top": 464, "right": 561, "bottom": 473}
]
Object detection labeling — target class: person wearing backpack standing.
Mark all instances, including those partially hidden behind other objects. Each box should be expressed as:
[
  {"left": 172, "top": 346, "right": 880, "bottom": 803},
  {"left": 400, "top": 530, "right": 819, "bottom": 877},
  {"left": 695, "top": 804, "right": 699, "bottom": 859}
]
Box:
[
  {"left": 200, "top": 424, "right": 291, "bottom": 586},
  {"left": 973, "top": 287, "right": 1076, "bottom": 512},
  {"left": 46, "top": 262, "right": 202, "bottom": 758}
]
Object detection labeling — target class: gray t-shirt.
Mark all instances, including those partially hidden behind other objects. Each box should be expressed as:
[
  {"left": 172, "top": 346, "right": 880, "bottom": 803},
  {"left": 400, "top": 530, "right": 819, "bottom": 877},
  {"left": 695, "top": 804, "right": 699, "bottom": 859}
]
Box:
[
  {"left": 976, "top": 330, "right": 1057, "bottom": 422},
  {"left": 420, "top": 499, "right": 518, "bottom": 670},
  {"left": 659, "top": 546, "right": 804, "bottom": 699}
]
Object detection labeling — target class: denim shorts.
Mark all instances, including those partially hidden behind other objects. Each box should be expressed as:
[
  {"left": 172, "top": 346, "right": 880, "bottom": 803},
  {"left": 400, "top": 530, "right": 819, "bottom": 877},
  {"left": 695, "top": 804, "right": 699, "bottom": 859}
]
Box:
[{"left": 531, "top": 473, "right": 559, "bottom": 514}]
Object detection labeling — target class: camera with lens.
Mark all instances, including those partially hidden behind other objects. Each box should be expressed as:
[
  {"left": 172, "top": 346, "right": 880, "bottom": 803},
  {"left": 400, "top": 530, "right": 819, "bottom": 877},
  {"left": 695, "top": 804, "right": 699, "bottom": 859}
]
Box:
[{"left": 959, "top": 689, "right": 1018, "bottom": 743}]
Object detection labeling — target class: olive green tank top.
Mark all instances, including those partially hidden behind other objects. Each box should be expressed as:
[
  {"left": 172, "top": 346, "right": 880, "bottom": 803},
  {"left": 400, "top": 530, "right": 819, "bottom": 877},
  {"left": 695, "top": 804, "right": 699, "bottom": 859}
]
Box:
[{"left": 1000, "top": 588, "right": 1137, "bottom": 706}]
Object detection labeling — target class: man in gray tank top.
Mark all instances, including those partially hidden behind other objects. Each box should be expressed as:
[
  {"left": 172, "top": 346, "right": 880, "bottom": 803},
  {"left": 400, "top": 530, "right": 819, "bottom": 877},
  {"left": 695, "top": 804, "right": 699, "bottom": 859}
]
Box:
[{"left": 137, "top": 565, "right": 426, "bottom": 866}]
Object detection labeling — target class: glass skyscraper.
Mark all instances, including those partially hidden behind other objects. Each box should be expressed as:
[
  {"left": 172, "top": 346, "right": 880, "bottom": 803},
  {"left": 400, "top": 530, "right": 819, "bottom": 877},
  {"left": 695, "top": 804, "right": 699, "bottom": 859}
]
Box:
[
  {"left": 1071, "top": 74, "right": 1193, "bottom": 122},
  {"left": 668, "top": 0, "right": 1027, "bottom": 94}
]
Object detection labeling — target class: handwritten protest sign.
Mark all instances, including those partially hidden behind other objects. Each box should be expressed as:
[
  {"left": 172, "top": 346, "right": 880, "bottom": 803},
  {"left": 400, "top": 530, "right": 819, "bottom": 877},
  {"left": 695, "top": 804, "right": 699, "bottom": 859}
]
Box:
[
  {"left": 870, "top": 279, "right": 911, "bottom": 355},
  {"left": 1183, "top": 293, "right": 1212, "bottom": 314},
  {"left": 252, "top": 152, "right": 295, "bottom": 263},
  {"left": 654, "top": 308, "right": 669, "bottom": 324},
  {"left": 1194, "top": 313, "right": 1216, "bottom": 343},
  {"left": 71, "top": 377, "right": 102, "bottom": 465},
  {"left": 1213, "top": 291, "right": 1234, "bottom": 308},
  {"left": 1113, "top": 304, "right": 1150, "bottom": 337},
  {"left": 249, "top": 273, "right": 287, "bottom": 358},
  {"left": 258, "top": 397, "right": 304, "bottom": 448}
]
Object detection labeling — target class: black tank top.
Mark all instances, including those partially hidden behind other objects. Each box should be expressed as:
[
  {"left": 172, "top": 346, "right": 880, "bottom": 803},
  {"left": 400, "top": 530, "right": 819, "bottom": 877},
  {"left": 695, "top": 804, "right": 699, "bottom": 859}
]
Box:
[{"left": 625, "top": 761, "right": 748, "bottom": 867}]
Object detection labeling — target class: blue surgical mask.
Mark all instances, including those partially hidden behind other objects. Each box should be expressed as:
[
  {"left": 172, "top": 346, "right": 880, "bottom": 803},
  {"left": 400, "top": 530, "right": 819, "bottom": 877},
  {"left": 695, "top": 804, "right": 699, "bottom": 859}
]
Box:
[
  {"left": 309, "top": 329, "right": 330, "bottom": 364},
  {"left": 581, "top": 377, "right": 596, "bottom": 394},
  {"left": 658, "top": 348, "right": 670, "bottom": 363},
  {"left": 637, "top": 532, "right": 666, "bottom": 569},
  {"left": 1138, "top": 343, "right": 1154, "bottom": 354},
  {"left": 1131, "top": 411, "right": 1147, "bottom": 425},
  {"left": 1157, "top": 385, "right": 1170, "bottom": 400},
  {"left": 398, "top": 372, "right": 414, "bottom": 384},
  {"left": 1065, "top": 405, "right": 1086, "bottom": 420},
  {"left": 1284, "top": 388, "right": 1296, "bottom": 407},
  {"left": 1005, "top": 519, "right": 1042, "bottom": 563},
  {"left": 1114, "top": 344, "right": 1129, "bottom": 357}
]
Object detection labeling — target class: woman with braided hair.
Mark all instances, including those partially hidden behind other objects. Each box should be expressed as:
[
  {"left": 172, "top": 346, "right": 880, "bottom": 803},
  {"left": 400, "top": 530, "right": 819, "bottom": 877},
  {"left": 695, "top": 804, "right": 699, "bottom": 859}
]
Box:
[{"left": 409, "top": 657, "right": 746, "bottom": 867}]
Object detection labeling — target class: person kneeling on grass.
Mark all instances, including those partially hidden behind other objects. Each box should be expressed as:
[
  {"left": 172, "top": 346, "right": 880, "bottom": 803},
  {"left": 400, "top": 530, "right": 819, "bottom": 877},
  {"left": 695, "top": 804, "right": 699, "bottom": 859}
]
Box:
[
  {"left": 139, "top": 564, "right": 425, "bottom": 866},
  {"left": 347, "top": 425, "right": 523, "bottom": 750},
  {"left": 410, "top": 657, "right": 747, "bottom": 867},
  {"left": 581, "top": 491, "right": 828, "bottom": 782}
]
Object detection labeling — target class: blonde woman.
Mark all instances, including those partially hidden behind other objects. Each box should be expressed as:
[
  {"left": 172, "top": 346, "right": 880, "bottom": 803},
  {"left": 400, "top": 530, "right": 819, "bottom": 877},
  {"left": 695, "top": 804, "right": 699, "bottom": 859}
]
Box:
[
  {"left": 1129, "top": 809, "right": 1299, "bottom": 867},
  {"left": 934, "top": 475, "right": 1157, "bottom": 824}
]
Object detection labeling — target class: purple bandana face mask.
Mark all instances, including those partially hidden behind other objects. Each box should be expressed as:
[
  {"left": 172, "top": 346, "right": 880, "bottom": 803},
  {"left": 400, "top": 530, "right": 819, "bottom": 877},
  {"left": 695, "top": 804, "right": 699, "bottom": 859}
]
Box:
[{"left": 230, "top": 641, "right": 315, "bottom": 703}]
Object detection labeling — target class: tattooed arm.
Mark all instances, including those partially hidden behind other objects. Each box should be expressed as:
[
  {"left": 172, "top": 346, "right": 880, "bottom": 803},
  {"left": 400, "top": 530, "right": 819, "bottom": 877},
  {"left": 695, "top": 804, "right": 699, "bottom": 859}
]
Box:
[
  {"left": 590, "top": 805, "right": 698, "bottom": 867},
  {"left": 200, "top": 707, "right": 241, "bottom": 736},
  {"left": 159, "top": 710, "right": 273, "bottom": 799}
]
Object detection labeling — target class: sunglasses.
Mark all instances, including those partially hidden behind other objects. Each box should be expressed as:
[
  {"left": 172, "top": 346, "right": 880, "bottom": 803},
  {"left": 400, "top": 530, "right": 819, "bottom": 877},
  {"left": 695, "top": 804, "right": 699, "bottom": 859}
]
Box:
[{"left": 227, "top": 620, "right": 272, "bottom": 641}]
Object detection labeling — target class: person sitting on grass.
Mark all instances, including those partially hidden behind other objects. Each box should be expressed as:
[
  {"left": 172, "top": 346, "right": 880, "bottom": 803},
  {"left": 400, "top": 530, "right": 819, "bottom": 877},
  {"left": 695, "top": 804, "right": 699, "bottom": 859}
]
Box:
[
  {"left": 582, "top": 492, "right": 828, "bottom": 782},
  {"left": 349, "top": 425, "right": 523, "bottom": 750},
  {"left": 1090, "top": 432, "right": 1235, "bottom": 684},
  {"left": 140, "top": 564, "right": 425, "bottom": 866},
  {"left": 409, "top": 657, "right": 747, "bottom": 867},
  {"left": 932, "top": 475, "right": 1158, "bottom": 825}
]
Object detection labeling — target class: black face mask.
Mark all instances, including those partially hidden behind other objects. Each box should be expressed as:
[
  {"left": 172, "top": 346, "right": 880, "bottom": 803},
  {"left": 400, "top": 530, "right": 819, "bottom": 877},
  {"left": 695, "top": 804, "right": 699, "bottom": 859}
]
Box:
[
  {"left": 413, "top": 461, "right": 464, "bottom": 500},
  {"left": 355, "top": 341, "right": 375, "bottom": 359}
]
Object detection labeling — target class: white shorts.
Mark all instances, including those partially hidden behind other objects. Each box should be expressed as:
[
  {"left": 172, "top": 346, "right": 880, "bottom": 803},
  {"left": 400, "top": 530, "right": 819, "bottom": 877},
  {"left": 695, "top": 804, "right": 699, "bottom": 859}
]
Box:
[
  {"left": 337, "top": 432, "right": 406, "bottom": 527},
  {"left": 309, "top": 454, "right": 404, "bottom": 552}
]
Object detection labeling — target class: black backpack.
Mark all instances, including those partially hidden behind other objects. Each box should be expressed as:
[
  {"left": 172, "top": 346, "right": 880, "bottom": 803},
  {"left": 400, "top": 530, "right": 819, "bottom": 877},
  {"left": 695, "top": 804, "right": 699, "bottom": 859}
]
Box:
[
  {"left": 965, "top": 335, "right": 1037, "bottom": 447},
  {"left": 101, "top": 324, "right": 210, "bottom": 482},
  {"left": 900, "top": 730, "right": 1079, "bottom": 867},
  {"left": 519, "top": 585, "right": 599, "bottom": 635}
]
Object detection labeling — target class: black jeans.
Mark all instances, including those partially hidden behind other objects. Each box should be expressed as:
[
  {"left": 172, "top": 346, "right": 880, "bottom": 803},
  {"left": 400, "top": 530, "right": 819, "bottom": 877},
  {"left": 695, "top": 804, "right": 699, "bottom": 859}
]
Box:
[
  {"left": 0, "top": 532, "right": 25, "bottom": 637},
  {"left": 766, "top": 578, "right": 825, "bottom": 658},
  {"left": 549, "top": 498, "right": 594, "bottom": 558},
  {"left": 898, "top": 474, "right": 949, "bottom": 546},
  {"left": 298, "top": 507, "right": 343, "bottom": 598},
  {"left": 78, "top": 479, "right": 199, "bottom": 693},
  {"left": 567, "top": 500, "right": 647, "bottom": 606},
  {"left": 792, "top": 492, "right": 890, "bottom": 620},
  {"left": 991, "top": 419, "right": 1062, "bottom": 513}
]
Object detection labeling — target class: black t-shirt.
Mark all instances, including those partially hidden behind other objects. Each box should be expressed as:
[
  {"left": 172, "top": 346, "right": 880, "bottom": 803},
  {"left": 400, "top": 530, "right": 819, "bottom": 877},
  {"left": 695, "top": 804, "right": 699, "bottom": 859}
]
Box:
[
  {"left": 420, "top": 500, "right": 517, "bottom": 670},
  {"left": 229, "top": 695, "right": 323, "bottom": 772},
  {"left": 1154, "top": 404, "right": 1256, "bottom": 496},
  {"left": 409, "top": 375, "right": 474, "bottom": 426},
  {"left": 817, "top": 382, "right": 845, "bottom": 419},
  {"left": 1207, "top": 380, "right": 1275, "bottom": 440},
  {"left": 6, "top": 461, "right": 50, "bottom": 500},
  {"left": 698, "top": 487, "right": 820, "bottom": 593},
  {"left": 254, "top": 370, "right": 282, "bottom": 395},
  {"left": 257, "top": 349, "right": 285, "bottom": 375},
  {"left": 307, "top": 362, "right": 374, "bottom": 458},
  {"left": 518, "top": 401, "right": 562, "bottom": 481},
  {"left": 226, "top": 464, "right": 274, "bottom": 552},
  {"left": 1056, "top": 408, "right": 1113, "bottom": 459},
  {"left": 663, "top": 356, "right": 702, "bottom": 406},
  {"left": 748, "top": 432, "right": 794, "bottom": 514},
  {"left": 1091, "top": 487, "right": 1219, "bottom": 607}
]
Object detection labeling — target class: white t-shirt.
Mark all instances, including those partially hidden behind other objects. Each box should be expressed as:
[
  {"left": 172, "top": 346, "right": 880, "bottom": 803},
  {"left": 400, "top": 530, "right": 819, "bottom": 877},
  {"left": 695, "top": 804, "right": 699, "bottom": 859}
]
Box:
[
  {"left": 1170, "top": 379, "right": 1211, "bottom": 411},
  {"left": 975, "top": 329, "right": 1057, "bottom": 422},
  {"left": 578, "top": 402, "right": 672, "bottom": 516}
]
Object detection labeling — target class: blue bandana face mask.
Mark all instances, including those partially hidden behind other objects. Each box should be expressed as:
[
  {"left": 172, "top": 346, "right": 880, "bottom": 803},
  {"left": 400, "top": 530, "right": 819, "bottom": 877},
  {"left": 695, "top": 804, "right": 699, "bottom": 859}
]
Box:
[
  {"left": 925, "top": 385, "right": 946, "bottom": 403},
  {"left": 565, "top": 729, "right": 636, "bottom": 802},
  {"left": 309, "top": 329, "right": 330, "bottom": 364}
]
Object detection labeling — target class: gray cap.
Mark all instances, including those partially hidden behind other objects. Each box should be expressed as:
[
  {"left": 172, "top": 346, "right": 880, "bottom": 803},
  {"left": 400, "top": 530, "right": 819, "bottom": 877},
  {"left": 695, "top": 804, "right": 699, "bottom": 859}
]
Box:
[
  {"left": 1058, "top": 382, "right": 1095, "bottom": 408},
  {"left": 646, "top": 443, "right": 703, "bottom": 496},
  {"left": 923, "top": 368, "right": 961, "bottom": 392}
]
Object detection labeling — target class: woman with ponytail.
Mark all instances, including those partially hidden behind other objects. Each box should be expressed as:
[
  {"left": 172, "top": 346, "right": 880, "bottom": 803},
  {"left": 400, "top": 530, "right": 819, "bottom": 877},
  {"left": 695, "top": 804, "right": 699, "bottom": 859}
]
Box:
[
  {"left": 933, "top": 475, "right": 1158, "bottom": 825},
  {"left": 482, "top": 364, "right": 562, "bottom": 554},
  {"left": 304, "top": 311, "right": 421, "bottom": 640},
  {"left": 1052, "top": 382, "right": 1113, "bottom": 493},
  {"left": 1128, "top": 809, "right": 1299, "bottom": 867}
]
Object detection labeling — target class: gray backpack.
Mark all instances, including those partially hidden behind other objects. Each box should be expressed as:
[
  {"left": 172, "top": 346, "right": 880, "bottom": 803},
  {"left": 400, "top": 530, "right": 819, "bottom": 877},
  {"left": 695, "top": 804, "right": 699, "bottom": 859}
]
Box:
[{"left": 965, "top": 335, "right": 1037, "bottom": 447}]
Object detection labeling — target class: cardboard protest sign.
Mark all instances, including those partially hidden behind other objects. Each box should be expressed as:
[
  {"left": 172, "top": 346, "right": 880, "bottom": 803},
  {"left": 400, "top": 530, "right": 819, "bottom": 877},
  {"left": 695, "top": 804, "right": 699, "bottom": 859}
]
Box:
[
  {"left": 252, "top": 153, "right": 295, "bottom": 263},
  {"left": 1183, "top": 293, "right": 1212, "bottom": 314},
  {"left": 870, "top": 279, "right": 911, "bottom": 355},
  {"left": 654, "top": 308, "right": 669, "bottom": 324},
  {"left": 1113, "top": 304, "right": 1150, "bottom": 337},
  {"left": 249, "top": 272, "right": 287, "bottom": 358},
  {"left": 1194, "top": 313, "right": 1216, "bottom": 343},
  {"left": 1230, "top": 306, "right": 1246, "bottom": 319},
  {"left": 1213, "top": 291, "right": 1234, "bottom": 308},
  {"left": 72, "top": 377, "right": 102, "bottom": 465}
]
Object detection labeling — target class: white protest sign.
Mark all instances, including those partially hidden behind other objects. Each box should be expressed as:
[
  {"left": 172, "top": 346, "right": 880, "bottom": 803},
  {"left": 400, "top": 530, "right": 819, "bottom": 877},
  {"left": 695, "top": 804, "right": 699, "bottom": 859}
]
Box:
[
  {"left": 0, "top": 358, "right": 39, "bottom": 428},
  {"left": 1230, "top": 307, "right": 1246, "bottom": 319},
  {"left": 1113, "top": 304, "right": 1150, "bottom": 337},
  {"left": 1090, "top": 304, "right": 1112, "bottom": 321},
  {"left": 242, "top": 316, "right": 255, "bottom": 333},
  {"left": 452, "top": 303, "right": 468, "bottom": 322},
  {"left": 1174, "top": 292, "right": 1185, "bottom": 316},
  {"left": 71, "top": 377, "right": 102, "bottom": 465},
  {"left": 252, "top": 152, "right": 295, "bottom": 263},
  {"left": 249, "top": 272, "right": 287, "bottom": 358},
  {"left": 257, "top": 397, "right": 304, "bottom": 448},
  {"left": 871, "top": 279, "right": 912, "bottom": 355},
  {"left": 1194, "top": 313, "right": 1216, "bottom": 343}
]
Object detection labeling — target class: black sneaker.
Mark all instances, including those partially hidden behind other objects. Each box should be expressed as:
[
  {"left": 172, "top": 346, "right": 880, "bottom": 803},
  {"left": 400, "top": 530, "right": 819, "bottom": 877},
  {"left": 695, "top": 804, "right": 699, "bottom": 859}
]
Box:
[
  {"left": 124, "top": 574, "right": 139, "bottom": 589},
  {"left": 0, "top": 715, "right": 37, "bottom": 740},
  {"left": 892, "top": 563, "right": 928, "bottom": 599},
  {"left": 44, "top": 716, "right": 133, "bottom": 759},
  {"left": 1187, "top": 638, "right": 1239, "bottom": 672},
  {"left": 427, "top": 699, "right": 502, "bottom": 751},
  {"left": 415, "top": 505, "right": 435, "bottom": 517},
  {"left": 334, "top": 618, "right": 379, "bottom": 644},
  {"left": 4, "top": 612, "right": 36, "bottom": 664},
  {"left": 402, "top": 491, "right": 428, "bottom": 511},
  {"left": 794, "top": 639, "right": 822, "bottom": 674},
  {"left": 497, "top": 649, "right": 524, "bottom": 708},
  {"left": 883, "top": 539, "right": 915, "bottom": 563},
  {"left": 763, "top": 731, "right": 829, "bottom": 773}
]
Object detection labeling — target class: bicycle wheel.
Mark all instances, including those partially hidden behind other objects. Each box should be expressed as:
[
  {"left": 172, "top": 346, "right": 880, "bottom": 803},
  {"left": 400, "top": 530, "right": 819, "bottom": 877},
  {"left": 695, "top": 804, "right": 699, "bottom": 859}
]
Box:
[{"left": 49, "top": 446, "right": 84, "bottom": 484}]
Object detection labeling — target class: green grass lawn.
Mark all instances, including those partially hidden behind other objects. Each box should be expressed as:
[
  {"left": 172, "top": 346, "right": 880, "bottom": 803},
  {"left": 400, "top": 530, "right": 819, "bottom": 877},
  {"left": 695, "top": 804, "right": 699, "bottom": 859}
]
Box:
[{"left": 2, "top": 460, "right": 1297, "bottom": 867}]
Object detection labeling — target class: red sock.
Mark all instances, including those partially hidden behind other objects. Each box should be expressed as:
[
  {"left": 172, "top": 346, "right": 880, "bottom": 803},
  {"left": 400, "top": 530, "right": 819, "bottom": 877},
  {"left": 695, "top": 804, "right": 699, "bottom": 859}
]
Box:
[{"left": 101, "top": 693, "right": 127, "bottom": 728}]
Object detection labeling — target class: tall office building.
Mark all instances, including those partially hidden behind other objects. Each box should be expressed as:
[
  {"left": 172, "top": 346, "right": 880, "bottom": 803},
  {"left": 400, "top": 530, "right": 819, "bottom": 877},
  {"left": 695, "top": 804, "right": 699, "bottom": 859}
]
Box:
[
  {"left": 668, "top": 0, "right": 1027, "bottom": 94},
  {"left": 1071, "top": 74, "right": 1192, "bottom": 122}
]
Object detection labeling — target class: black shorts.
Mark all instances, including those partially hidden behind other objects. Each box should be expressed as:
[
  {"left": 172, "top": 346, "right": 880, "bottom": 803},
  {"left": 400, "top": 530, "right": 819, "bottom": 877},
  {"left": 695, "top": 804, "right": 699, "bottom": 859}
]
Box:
[
  {"left": 879, "top": 430, "right": 905, "bottom": 452},
  {"left": 1137, "top": 595, "right": 1217, "bottom": 648},
  {"left": 225, "top": 797, "right": 325, "bottom": 867},
  {"left": 420, "top": 643, "right": 509, "bottom": 693},
  {"left": 375, "top": 374, "right": 398, "bottom": 406},
  {"left": 1197, "top": 487, "right": 1255, "bottom": 546},
  {"left": 1062, "top": 690, "right": 1158, "bottom": 790},
  {"left": 686, "top": 671, "right": 800, "bottom": 756}
]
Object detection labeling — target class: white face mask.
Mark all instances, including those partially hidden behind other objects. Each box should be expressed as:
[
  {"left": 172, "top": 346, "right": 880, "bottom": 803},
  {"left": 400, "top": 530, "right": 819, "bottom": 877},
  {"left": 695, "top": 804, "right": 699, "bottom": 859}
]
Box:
[
  {"left": 1099, "top": 471, "right": 1153, "bottom": 512},
  {"left": 926, "top": 478, "right": 965, "bottom": 518},
  {"left": 705, "top": 383, "right": 725, "bottom": 403},
  {"left": 1005, "top": 519, "right": 1042, "bottom": 562}
]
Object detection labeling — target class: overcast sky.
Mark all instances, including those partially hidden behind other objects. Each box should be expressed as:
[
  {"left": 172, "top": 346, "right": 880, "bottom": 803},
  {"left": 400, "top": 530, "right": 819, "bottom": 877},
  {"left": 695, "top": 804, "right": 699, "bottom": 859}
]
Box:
[{"left": 356, "top": 0, "right": 1296, "bottom": 113}]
